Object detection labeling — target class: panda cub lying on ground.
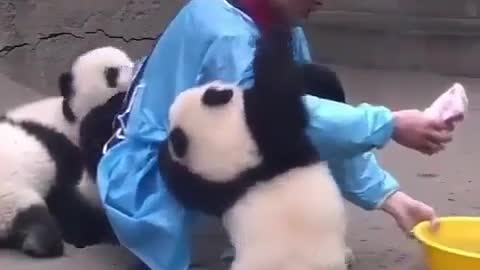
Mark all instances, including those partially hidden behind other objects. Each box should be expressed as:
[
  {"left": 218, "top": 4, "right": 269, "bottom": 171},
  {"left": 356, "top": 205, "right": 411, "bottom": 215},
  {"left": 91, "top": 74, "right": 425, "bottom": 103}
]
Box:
[
  {"left": 159, "top": 28, "right": 348, "bottom": 270},
  {"left": 0, "top": 46, "right": 133, "bottom": 258}
]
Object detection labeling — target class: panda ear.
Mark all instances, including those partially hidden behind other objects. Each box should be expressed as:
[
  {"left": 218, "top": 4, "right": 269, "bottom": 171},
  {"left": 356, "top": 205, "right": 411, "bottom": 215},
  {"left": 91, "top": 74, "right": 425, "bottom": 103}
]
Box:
[
  {"left": 59, "top": 72, "right": 73, "bottom": 98},
  {"left": 104, "top": 67, "right": 119, "bottom": 88},
  {"left": 202, "top": 87, "right": 234, "bottom": 107},
  {"left": 168, "top": 127, "right": 188, "bottom": 159}
]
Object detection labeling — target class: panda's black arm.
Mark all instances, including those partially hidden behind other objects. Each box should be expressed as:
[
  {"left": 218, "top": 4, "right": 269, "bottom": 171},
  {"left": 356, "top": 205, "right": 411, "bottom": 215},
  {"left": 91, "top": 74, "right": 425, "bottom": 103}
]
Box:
[
  {"left": 157, "top": 141, "right": 239, "bottom": 217},
  {"left": 79, "top": 92, "right": 126, "bottom": 180},
  {"left": 300, "top": 63, "right": 346, "bottom": 104},
  {"left": 46, "top": 186, "right": 115, "bottom": 248}
]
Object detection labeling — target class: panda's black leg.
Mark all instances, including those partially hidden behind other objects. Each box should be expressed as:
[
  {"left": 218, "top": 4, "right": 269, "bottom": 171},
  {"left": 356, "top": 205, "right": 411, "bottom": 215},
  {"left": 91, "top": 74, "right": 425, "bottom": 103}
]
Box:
[
  {"left": 301, "top": 64, "right": 347, "bottom": 104},
  {"left": 8, "top": 204, "right": 64, "bottom": 258},
  {"left": 46, "top": 185, "right": 115, "bottom": 248}
]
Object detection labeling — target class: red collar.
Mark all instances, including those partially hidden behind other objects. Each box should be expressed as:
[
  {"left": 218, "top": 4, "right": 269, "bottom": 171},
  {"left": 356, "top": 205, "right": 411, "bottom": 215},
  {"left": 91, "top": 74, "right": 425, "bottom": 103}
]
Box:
[{"left": 241, "top": 0, "right": 281, "bottom": 32}]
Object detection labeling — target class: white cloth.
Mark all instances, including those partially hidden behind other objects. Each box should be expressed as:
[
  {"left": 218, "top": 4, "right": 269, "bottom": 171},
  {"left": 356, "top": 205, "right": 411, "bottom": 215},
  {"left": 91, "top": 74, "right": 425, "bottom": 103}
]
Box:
[{"left": 425, "top": 82, "right": 468, "bottom": 129}]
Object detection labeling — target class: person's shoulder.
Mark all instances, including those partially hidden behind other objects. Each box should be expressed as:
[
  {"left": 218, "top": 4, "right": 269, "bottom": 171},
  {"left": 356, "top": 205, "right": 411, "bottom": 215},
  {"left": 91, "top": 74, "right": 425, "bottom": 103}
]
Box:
[
  {"left": 183, "top": 0, "right": 255, "bottom": 41},
  {"left": 293, "top": 26, "right": 307, "bottom": 38}
]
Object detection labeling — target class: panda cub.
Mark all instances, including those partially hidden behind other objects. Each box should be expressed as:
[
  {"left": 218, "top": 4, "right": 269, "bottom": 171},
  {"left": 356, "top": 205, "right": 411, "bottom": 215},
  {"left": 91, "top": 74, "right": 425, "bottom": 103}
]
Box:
[
  {"left": 48, "top": 46, "right": 135, "bottom": 249},
  {"left": 0, "top": 46, "right": 133, "bottom": 258},
  {"left": 47, "top": 46, "right": 134, "bottom": 249},
  {"left": 159, "top": 28, "right": 347, "bottom": 270}
]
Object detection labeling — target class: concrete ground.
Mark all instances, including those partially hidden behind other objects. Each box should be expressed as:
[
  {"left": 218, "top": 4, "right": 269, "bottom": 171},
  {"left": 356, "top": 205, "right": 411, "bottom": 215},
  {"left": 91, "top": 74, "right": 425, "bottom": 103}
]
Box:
[{"left": 1, "top": 66, "right": 479, "bottom": 270}]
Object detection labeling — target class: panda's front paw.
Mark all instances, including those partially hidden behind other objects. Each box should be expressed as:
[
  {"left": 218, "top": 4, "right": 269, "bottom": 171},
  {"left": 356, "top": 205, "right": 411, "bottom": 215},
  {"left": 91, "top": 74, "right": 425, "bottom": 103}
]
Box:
[
  {"left": 22, "top": 234, "right": 64, "bottom": 258},
  {"left": 20, "top": 223, "right": 65, "bottom": 258},
  {"left": 61, "top": 227, "right": 104, "bottom": 248},
  {"left": 10, "top": 205, "right": 65, "bottom": 258}
]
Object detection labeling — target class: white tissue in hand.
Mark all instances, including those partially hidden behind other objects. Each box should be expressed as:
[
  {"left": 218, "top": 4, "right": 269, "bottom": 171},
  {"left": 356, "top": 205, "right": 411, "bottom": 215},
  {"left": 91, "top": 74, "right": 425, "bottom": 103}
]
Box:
[{"left": 424, "top": 82, "right": 468, "bottom": 126}]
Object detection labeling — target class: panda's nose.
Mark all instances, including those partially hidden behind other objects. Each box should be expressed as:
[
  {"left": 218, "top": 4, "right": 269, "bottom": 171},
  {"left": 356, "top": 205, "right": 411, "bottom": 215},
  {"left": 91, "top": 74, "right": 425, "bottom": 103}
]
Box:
[{"left": 202, "top": 87, "right": 233, "bottom": 107}]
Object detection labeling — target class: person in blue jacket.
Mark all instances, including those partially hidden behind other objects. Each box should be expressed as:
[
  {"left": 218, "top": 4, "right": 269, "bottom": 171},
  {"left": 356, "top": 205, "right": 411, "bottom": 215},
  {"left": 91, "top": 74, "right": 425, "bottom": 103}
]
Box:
[{"left": 97, "top": 0, "right": 452, "bottom": 269}]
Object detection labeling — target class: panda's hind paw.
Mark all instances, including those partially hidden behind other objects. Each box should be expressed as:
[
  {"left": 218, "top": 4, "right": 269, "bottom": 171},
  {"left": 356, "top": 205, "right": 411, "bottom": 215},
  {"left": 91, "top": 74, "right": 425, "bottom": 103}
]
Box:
[{"left": 11, "top": 205, "right": 65, "bottom": 258}]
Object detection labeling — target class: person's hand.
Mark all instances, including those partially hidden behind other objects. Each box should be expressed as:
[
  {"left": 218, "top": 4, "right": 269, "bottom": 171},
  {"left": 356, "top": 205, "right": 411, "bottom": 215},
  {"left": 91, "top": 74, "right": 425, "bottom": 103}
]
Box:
[
  {"left": 381, "top": 191, "right": 440, "bottom": 236},
  {"left": 392, "top": 109, "right": 452, "bottom": 155}
]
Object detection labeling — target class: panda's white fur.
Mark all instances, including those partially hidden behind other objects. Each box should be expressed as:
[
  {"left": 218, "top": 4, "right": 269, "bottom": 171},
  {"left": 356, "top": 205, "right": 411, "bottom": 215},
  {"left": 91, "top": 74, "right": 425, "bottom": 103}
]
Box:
[
  {"left": 6, "top": 96, "right": 78, "bottom": 143},
  {"left": 0, "top": 122, "right": 58, "bottom": 234},
  {"left": 224, "top": 163, "right": 346, "bottom": 270},
  {"left": 159, "top": 29, "right": 347, "bottom": 270},
  {"left": 0, "top": 46, "right": 133, "bottom": 257}
]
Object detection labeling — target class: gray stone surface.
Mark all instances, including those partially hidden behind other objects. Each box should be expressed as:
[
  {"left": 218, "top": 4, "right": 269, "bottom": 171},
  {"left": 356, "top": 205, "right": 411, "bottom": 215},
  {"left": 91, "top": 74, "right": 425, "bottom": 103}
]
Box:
[
  {"left": 0, "top": 245, "right": 140, "bottom": 270},
  {"left": 1, "top": 66, "right": 480, "bottom": 269},
  {"left": 0, "top": 0, "right": 187, "bottom": 96},
  {"left": 0, "top": 72, "right": 42, "bottom": 111},
  {"left": 306, "top": 0, "right": 480, "bottom": 77},
  {"left": 321, "top": 0, "right": 480, "bottom": 17}
]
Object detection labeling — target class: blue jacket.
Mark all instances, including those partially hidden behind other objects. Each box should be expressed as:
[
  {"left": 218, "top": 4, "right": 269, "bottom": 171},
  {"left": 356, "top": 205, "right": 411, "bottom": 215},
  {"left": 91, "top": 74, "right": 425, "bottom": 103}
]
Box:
[{"left": 97, "top": 0, "right": 399, "bottom": 269}]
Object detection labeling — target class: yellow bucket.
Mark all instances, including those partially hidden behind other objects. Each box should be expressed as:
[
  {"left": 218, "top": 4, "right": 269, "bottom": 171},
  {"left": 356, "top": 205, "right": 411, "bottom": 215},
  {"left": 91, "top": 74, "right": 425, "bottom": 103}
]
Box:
[{"left": 413, "top": 216, "right": 480, "bottom": 270}]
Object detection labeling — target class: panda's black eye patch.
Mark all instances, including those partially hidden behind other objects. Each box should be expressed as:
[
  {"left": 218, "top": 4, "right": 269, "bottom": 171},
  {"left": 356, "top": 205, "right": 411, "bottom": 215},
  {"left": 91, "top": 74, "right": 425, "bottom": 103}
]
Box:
[
  {"left": 169, "top": 127, "right": 188, "bottom": 158},
  {"left": 104, "top": 67, "right": 120, "bottom": 88},
  {"left": 202, "top": 87, "right": 233, "bottom": 107}
]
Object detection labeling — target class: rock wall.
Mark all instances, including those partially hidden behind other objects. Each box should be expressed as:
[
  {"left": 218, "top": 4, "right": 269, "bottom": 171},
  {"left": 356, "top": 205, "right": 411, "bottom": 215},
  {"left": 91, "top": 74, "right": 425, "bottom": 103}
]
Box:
[
  {"left": 0, "top": 0, "right": 186, "bottom": 95},
  {"left": 321, "top": 0, "right": 479, "bottom": 16},
  {"left": 307, "top": 0, "right": 480, "bottom": 77}
]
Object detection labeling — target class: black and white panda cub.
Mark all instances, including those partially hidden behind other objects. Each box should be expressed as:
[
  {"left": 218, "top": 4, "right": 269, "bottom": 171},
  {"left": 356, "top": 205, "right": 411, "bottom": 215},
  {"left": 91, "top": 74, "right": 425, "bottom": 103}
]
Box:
[
  {"left": 0, "top": 46, "right": 133, "bottom": 258},
  {"left": 159, "top": 28, "right": 347, "bottom": 270},
  {"left": 47, "top": 46, "right": 134, "bottom": 249}
]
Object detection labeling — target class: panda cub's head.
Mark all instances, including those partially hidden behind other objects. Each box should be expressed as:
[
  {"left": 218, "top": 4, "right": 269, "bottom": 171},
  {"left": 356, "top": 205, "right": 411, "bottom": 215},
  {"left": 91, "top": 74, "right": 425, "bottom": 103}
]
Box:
[
  {"left": 59, "top": 46, "right": 134, "bottom": 123},
  {"left": 167, "top": 81, "right": 263, "bottom": 183}
]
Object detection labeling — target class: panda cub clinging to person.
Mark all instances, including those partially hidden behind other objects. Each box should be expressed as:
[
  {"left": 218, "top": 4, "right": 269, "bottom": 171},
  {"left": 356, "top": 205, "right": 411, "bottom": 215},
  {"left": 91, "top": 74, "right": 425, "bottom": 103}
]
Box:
[
  {"left": 159, "top": 28, "right": 347, "bottom": 270},
  {"left": 0, "top": 46, "right": 133, "bottom": 258}
]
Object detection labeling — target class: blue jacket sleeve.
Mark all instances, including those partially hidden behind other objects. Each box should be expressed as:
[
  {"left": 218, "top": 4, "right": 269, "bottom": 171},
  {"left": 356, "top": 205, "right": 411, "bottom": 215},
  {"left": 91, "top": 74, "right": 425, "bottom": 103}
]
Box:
[
  {"left": 304, "top": 95, "right": 395, "bottom": 158},
  {"left": 293, "top": 29, "right": 400, "bottom": 209},
  {"left": 303, "top": 95, "right": 400, "bottom": 209},
  {"left": 328, "top": 152, "right": 399, "bottom": 210}
]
